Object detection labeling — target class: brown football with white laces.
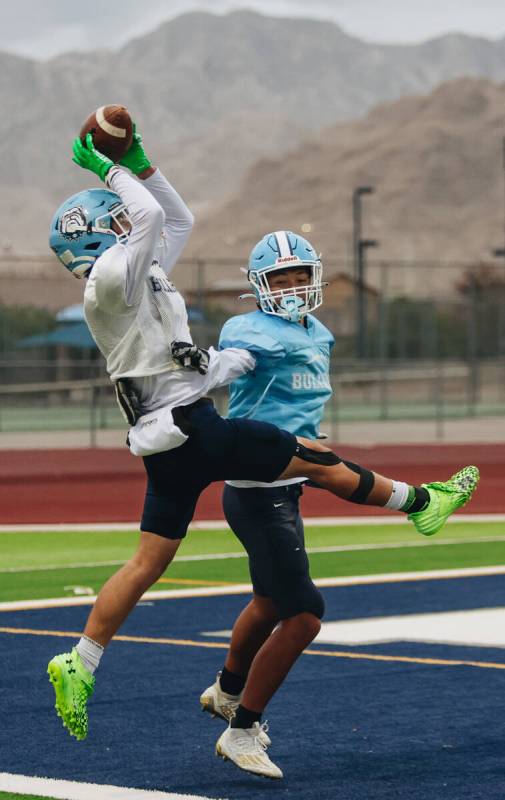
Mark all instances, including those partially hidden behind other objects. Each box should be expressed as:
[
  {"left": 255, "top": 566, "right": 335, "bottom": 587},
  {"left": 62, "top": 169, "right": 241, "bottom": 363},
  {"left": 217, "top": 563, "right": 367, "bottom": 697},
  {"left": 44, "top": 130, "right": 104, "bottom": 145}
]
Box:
[{"left": 79, "top": 105, "right": 133, "bottom": 162}]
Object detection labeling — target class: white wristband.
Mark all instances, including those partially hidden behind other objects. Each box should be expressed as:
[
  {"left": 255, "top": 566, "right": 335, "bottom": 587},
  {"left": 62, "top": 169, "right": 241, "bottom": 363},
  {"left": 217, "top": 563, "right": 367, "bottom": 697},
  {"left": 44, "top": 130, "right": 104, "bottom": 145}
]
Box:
[{"left": 105, "top": 166, "right": 123, "bottom": 188}]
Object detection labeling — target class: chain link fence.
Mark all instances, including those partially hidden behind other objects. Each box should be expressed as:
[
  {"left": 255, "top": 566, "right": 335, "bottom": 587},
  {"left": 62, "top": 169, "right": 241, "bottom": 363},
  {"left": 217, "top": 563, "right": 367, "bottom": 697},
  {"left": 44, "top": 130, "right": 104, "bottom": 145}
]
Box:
[{"left": 1, "top": 256, "right": 505, "bottom": 444}]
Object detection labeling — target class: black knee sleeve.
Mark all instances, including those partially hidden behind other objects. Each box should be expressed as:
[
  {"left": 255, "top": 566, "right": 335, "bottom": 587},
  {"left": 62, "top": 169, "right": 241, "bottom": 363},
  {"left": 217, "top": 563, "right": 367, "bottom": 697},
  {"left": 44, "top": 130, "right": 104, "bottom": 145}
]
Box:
[
  {"left": 295, "top": 443, "right": 341, "bottom": 467},
  {"left": 343, "top": 459, "right": 375, "bottom": 504}
]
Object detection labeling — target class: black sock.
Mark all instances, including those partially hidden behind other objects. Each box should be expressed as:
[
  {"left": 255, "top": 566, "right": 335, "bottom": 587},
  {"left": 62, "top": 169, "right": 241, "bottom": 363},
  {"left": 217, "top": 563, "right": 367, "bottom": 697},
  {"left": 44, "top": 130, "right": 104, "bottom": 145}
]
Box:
[
  {"left": 402, "top": 486, "right": 430, "bottom": 513},
  {"left": 219, "top": 666, "right": 246, "bottom": 696},
  {"left": 231, "top": 704, "right": 262, "bottom": 729}
]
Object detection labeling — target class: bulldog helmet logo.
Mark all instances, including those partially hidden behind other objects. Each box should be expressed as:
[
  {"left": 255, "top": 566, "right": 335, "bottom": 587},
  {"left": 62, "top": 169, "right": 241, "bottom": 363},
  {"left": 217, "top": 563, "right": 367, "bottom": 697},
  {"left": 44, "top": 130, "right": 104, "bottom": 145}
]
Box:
[{"left": 59, "top": 206, "right": 87, "bottom": 240}]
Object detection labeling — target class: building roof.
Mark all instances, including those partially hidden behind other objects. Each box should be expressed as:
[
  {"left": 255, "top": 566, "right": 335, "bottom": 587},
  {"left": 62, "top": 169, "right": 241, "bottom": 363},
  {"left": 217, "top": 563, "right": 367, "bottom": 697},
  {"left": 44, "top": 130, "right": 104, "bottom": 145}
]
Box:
[
  {"left": 16, "top": 321, "right": 96, "bottom": 350},
  {"left": 16, "top": 302, "right": 205, "bottom": 351}
]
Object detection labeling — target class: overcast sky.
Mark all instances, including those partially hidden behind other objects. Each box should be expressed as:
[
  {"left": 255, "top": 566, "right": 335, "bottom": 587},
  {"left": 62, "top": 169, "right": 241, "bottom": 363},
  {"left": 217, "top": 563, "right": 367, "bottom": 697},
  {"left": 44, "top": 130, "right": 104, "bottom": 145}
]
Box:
[{"left": 3, "top": 0, "right": 505, "bottom": 60}]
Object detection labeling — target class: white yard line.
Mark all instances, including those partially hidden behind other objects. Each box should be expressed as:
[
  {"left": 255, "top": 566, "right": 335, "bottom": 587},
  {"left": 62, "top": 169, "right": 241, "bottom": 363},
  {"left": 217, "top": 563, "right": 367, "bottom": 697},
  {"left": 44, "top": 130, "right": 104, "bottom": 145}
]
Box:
[
  {"left": 0, "top": 773, "right": 225, "bottom": 800},
  {"left": 0, "top": 513, "right": 503, "bottom": 533},
  {"left": 3, "top": 565, "right": 505, "bottom": 612},
  {"left": 0, "top": 559, "right": 127, "bottom": 573},
  {"left": 3, "top": 533, "right": 505, "bottom": 574}
]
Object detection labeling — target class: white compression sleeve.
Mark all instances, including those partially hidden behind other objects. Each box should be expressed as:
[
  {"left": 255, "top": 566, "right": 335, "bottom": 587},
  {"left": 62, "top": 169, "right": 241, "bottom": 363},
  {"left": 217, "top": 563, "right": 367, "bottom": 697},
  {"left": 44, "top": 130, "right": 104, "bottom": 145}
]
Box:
[
  {"left": 107, "top": 168, "right": 164, "bottom": 306},
  {"left": 141, "top": 168, "right": 194, "bottom": 276}
]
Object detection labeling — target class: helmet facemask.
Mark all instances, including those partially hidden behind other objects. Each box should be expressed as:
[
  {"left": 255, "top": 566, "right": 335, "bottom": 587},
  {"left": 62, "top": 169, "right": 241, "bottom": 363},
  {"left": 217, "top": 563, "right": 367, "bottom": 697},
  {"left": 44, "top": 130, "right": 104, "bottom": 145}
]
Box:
[
  {"left": 94, "top": 203, "right": 131, "bottom": 244},
  {"left": 248, "top": 261, "right": 323, "bottom": 323}
]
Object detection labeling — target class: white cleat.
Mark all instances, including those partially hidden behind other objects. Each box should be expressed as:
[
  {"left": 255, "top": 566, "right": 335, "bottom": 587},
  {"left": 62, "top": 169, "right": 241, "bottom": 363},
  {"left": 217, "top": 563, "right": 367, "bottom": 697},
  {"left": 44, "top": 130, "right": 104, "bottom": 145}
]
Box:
[
  {"left": 251, "top": 720, "right": 271, "bottom": 748},
  {"left": 216, "top": 724, "right": 282, "bottom": 780},
  {"left": 200, "top": 674, "right": 271, "bottom": 746},
  {"left": 200, "top": 674, "right": 241, "bottom": 722}
]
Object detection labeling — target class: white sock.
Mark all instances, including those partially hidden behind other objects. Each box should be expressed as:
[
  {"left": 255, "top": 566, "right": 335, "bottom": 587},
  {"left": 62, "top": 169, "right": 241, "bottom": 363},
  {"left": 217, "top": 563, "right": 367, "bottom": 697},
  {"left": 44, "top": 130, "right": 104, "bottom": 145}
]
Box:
[
  {"left": 76, "top": 635, "right": 104, "bottom": 675},
  {"left": 384, "top": 480, "right": 410, "bottom": 511}
]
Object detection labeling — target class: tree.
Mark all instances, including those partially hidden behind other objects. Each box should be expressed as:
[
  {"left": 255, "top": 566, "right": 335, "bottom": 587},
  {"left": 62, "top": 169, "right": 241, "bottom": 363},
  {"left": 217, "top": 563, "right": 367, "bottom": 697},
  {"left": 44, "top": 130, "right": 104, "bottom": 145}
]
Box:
[
  {"left": 0, "top": 305, "right": 55, "bottom": 355},
  {"left": 456, "top": 262, "right": 505, "bottom": 358}
]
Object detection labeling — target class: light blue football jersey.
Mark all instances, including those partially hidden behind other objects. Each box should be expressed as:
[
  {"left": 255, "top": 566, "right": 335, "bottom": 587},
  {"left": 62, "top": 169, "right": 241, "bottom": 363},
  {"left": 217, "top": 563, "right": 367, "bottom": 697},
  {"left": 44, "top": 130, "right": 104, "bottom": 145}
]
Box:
[{"left": 219, "top": 310, "right": 334, "bottom": 438}]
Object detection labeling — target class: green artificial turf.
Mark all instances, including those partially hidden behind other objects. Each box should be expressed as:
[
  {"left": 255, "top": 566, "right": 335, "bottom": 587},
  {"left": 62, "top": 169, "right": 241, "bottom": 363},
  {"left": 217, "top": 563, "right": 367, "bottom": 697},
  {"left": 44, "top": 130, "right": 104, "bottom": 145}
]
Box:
[
  {"left": 0, "top": 794, "right": 54, "bottom": 800},
  {"left": 0, "top": 521, "right": 504, "bottom": 603}
]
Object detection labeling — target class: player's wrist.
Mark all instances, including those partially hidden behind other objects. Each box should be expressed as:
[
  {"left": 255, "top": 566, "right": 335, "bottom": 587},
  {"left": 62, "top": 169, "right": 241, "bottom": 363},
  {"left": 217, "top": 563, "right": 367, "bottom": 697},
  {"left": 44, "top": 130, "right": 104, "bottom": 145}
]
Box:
[
  {"left": 137, "top": 166, "right": 156, "bottom": 180},
  {"left": 128, "top": 152, "right": 153, "bottom": 175},
  {"left": 104, "top": 166, "right": 123, "bottom": 187},
  {"left": 98, "top": 160, "right": 114, "bottom": 181},
  {"left": 118, "top": 129, "right": 152, "bottom": 175}
]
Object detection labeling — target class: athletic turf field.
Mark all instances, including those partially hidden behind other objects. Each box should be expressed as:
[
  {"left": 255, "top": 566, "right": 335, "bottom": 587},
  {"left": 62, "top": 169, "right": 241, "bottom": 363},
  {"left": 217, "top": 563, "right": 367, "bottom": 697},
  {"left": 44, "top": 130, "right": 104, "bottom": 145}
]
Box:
[
  {"left": 0, "top": 795, "right": 46, "bottom": 800},
  {"left": 2, "top": 517, "right": 505, "bottom": 800},
  {"left": 1, "top": 519, "right": 505, "bottom": 603}
]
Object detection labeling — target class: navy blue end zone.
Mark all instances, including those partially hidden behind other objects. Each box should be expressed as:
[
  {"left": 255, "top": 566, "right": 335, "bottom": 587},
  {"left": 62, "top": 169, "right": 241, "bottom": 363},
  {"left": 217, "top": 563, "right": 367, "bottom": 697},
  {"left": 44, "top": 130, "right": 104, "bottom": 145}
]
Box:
[{"left": 1, "top": 575, "right": 505, "bottom": 800}]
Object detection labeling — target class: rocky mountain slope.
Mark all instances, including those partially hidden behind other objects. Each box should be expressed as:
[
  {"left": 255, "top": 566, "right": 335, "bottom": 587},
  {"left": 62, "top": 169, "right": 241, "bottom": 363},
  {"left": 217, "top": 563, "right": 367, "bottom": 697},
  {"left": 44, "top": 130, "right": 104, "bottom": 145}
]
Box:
[
  {"left": 1, "top": 10, "right": 505, "bottom": 258},
  {"left": 186, "top": 77, "right": 505, "bottom": 283}
]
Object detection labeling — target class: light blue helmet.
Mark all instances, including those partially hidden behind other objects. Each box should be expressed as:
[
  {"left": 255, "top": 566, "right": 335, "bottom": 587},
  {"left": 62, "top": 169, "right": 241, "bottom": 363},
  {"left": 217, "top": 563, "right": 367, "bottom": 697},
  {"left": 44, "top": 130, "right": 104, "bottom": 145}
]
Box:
[
  {"left": 246, "top": 230, "right": 323, "bottom": 322},
  {"left": 49, "top": 188, "right": 130, "bottom": 278}
]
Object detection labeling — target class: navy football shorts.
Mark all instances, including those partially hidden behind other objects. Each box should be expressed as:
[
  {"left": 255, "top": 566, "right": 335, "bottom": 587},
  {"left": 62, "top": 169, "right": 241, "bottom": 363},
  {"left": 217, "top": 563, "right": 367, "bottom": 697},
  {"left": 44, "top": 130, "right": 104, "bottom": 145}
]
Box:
[
  {"left": 140, "top": 399, "right": 297, "bottom": 540},
  {"left": 223, "top": 482, "right": 324, "bottom": 620}
]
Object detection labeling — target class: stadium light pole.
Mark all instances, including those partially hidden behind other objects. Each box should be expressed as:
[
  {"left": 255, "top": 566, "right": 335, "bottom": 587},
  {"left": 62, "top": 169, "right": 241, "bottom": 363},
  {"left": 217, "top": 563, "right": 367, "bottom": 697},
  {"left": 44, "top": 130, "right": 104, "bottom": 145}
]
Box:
[
  {"left": 357, "top": 239, "right": 379, "bottom": 358},
  {"left": 492, "top": 137, "right": 505, "bottom": 263},
  {"left": 352, "top": 186, "right": 377, "bottom": 358}
]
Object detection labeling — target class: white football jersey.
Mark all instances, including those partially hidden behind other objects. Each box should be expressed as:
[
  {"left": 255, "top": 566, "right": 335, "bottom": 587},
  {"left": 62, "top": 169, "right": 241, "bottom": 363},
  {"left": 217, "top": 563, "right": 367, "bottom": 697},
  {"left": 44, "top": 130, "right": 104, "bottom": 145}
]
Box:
[{"left": 84, "top": 168, "right": 254, "bottom": 417}]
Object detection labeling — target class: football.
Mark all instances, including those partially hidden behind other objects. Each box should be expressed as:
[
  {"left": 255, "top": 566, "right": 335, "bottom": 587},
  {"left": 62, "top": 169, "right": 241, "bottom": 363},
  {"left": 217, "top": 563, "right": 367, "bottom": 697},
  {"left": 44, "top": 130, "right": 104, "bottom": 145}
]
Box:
[{"left": 79, "top": 105, "right": 133, "bottom": 162}]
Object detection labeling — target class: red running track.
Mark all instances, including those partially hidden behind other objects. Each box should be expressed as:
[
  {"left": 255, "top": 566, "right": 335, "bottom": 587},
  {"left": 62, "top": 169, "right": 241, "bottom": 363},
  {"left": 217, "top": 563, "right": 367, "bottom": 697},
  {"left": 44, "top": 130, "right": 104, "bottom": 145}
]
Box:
[{"left": 0, "top": 443, "right": 503, "bottom": 525}]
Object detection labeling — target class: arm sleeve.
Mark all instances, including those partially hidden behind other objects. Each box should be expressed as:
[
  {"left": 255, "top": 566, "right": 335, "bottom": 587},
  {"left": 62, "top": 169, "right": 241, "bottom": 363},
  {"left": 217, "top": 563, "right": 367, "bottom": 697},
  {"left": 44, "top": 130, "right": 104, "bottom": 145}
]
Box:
[
  {"left": 206, "top": 346, "right": 256, "bottom": 391},
  {"left": 219, "top": 317, "right": 286, "bottom": 362},
  {"left": 106, "top": 168, "right": 164, "bottom": 306},
  {"left": 140, "top": 168, "right": 194, "bottom": 277}
]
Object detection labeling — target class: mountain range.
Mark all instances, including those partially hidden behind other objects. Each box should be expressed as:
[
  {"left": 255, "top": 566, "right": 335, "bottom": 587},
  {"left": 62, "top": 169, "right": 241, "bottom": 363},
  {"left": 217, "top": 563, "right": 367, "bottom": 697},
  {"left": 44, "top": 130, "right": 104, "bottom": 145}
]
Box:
[
  {"left": 187, "top": 77, "right": 505, "bottom": 278},
  {"left": 0, "top": 10, "right": 504, "bottom": 270}
]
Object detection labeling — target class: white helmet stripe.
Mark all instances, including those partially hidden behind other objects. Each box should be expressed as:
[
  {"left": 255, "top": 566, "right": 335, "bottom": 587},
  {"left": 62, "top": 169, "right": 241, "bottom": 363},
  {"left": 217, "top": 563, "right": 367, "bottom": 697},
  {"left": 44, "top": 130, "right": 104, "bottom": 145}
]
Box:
[{"left": 273, "top": 230, "right": 292, "bottom": 258}]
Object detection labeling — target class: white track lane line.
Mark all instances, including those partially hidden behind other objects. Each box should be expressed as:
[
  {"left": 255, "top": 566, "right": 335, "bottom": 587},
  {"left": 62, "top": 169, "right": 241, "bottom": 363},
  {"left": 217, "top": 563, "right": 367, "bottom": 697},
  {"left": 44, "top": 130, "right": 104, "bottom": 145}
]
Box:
[
  {"left": 0, "top": 773, "right": 226, "bottom": 800},
  {"left": 4, "top": 565, "right": 505, "bottom": 612},
  {"left": 3, "top": 533, "right": 505, "bottom": 574},
  {"left": 0, "top": 513, "right": 503, "bottom": 533}
]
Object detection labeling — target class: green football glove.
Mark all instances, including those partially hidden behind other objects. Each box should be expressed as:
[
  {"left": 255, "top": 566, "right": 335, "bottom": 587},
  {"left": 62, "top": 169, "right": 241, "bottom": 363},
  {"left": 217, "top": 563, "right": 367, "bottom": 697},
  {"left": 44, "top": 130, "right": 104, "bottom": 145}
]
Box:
[
  {"left": 119, "top": 124, "right": 152, "bottom": 175},
  {"left": 72, "top": 133, "right": 115, "bottom": 182}
]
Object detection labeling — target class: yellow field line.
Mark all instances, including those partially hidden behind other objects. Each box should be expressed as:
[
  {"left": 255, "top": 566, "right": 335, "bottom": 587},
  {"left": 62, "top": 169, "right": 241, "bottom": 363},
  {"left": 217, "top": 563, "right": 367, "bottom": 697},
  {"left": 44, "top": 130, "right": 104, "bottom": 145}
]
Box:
[
  {"left": 2, "top": 625, "right": 505, "bottom": 670},
  {"left": 302, "top": 648, "right": 505, "bottom": 669},
  {"left": 0, "top": 627, "right": 230, "bottom": 650}
]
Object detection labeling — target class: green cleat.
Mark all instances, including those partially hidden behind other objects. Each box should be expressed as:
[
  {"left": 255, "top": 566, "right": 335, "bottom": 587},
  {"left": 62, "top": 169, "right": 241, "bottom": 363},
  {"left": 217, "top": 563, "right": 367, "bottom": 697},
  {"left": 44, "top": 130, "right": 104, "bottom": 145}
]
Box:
[
  {"left": 47, "top": 648, "right": 95, "bottom": 741},
  {"left": 408, "top": 465, "right": 480, "bottom": 536}
]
